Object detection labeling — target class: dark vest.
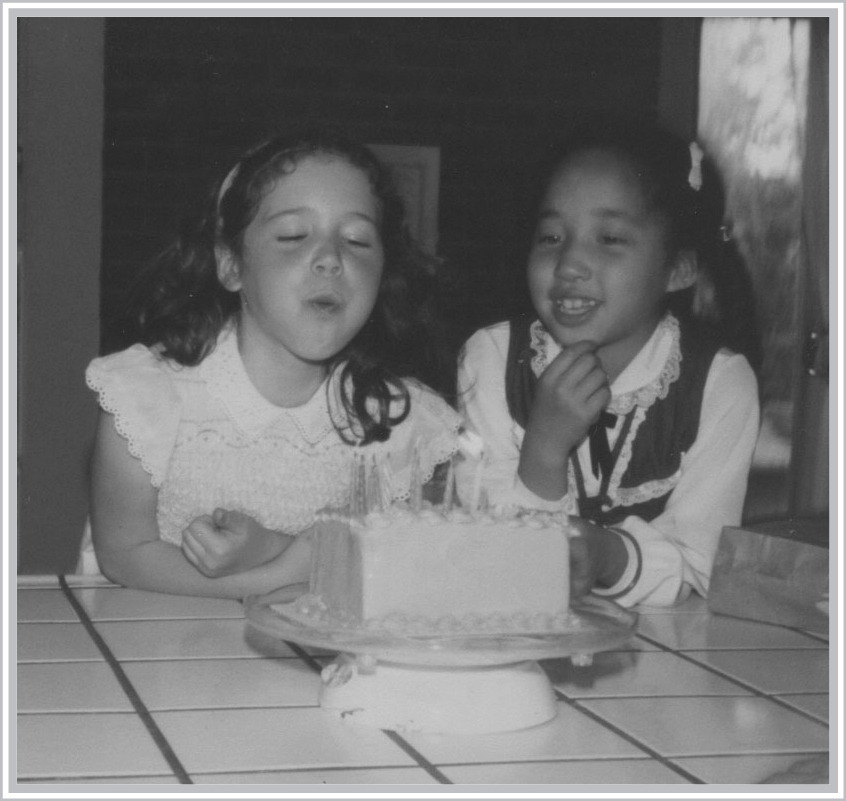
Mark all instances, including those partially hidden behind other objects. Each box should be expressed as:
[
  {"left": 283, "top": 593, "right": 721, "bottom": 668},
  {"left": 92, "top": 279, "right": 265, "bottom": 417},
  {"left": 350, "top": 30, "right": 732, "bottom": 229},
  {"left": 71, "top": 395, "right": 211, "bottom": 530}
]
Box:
[{"left": 504, "top": 315, "right": 722, "bottom": 525}]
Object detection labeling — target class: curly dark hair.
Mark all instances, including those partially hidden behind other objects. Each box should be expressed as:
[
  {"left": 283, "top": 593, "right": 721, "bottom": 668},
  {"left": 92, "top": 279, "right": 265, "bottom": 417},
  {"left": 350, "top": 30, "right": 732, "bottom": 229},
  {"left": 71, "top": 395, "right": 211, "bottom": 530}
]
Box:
[{"left": 125, "top": 129, "right": 452, "bottom": 444}]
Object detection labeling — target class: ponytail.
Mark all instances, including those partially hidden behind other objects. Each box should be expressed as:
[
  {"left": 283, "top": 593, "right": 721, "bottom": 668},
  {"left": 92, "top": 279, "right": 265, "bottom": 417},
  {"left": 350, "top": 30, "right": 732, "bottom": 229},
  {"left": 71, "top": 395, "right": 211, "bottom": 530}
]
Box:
[{"left": 674, "top": 151, "right": 763, "bottom": 376}]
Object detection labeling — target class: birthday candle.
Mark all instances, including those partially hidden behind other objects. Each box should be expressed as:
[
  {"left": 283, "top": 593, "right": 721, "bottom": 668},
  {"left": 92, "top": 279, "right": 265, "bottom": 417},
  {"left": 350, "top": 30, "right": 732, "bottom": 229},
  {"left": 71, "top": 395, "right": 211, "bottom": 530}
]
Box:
[
  {"left": 350, "top": 450, "right": 366, "bottom": 516},
  {"left": 378, "top": 454, "right": 394, "bottom": 509},
  {"left": 470, "top": 450, "right": 485, "bottom": 513},
  {"left": 410, "top": 438, "right": 423, "bottom": 512},
  {"left": 442, "top": 457, "right": 455, "bottom": 512},
  {"left": 366, "top": 453, "right": 381, "bottom": 513},
  {"left": 358, "top": 452, "right": 368, "bottom": 515},
  {"left": 348, "top": 452, "right": 357, "bottom": 515}
]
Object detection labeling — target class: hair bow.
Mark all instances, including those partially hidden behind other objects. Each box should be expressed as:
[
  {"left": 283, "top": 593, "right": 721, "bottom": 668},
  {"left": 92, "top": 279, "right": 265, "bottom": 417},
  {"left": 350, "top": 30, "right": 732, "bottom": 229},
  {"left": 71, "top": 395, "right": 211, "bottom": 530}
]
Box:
[{"left": 688, "top": 142, "right": 704, "bottom": 192}]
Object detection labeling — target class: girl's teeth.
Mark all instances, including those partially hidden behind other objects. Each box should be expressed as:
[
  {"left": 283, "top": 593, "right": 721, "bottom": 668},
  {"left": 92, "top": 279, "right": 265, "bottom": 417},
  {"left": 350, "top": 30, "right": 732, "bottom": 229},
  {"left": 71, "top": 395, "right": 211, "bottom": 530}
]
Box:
[{"left": 557, "top": 298, "right": 597, "bottom": 312}]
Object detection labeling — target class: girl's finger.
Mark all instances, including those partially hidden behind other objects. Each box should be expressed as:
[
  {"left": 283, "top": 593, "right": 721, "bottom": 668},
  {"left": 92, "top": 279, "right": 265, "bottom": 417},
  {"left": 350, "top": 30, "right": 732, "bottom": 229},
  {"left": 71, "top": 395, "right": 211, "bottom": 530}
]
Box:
[
  {"left": 181, "top": 536, "right": 202, "bottom": 567},
  {"left": 543, "top": 341, "right": 598, "bottom": 379},
  {"left": 584, "top": 385, "right": 613, "bottom": 420},
  {"left": 573, "top": 364, "right": 608, "bottom": 396},
  {"left": 190, "top": 515, "right": 219, "bottom": 539},
  {"left": 214, "top": 508, "right": 252, "bottom": 535},
  {"left": 558, "top": 355, "right": 599, "bottom": 389},
  {"left": 182, "top": 527, "right": 210, "bottom": 559}
]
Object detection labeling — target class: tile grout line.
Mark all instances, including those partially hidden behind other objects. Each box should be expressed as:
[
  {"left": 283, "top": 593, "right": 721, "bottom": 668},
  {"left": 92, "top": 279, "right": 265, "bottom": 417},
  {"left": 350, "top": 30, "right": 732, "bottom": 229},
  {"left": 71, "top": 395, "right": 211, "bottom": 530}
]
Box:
[
  {"left": 284, "top": 640, "right": 327, "bottom": 675},
  {"left": 782, "top": 626, "right": 829, "bottom": 644},
  {"left": 15, "top": 750, "right": 832, "bottom": 785},
  {"left": 285, "top": 641, "right": 453, "bottom": 785},
  {"left": 57, "top": 575, "right": 194, "bottom": 785},
  {"left": 379, "top": 730, "right": 454, "bottom": 784},
  {"left": 634, "top": 632, "right": 830, "bottom": 727},
  {"left": 552, "top": 689, "right": 705, "bottom": 784}
]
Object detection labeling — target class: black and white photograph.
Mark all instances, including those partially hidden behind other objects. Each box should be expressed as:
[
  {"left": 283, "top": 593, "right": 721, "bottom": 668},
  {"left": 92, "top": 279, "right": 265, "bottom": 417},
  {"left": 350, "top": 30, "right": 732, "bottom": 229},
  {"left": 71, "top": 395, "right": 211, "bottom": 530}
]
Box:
[{"left": 5, "top": 4, "right": 839, "bottom": 795}]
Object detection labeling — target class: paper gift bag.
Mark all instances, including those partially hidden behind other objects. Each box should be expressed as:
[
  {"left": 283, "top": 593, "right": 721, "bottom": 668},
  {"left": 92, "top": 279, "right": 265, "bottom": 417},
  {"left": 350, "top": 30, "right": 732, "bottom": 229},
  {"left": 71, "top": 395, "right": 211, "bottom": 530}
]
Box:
[{"left": 707, "top": 522, "right": 829, "bottom": 634}]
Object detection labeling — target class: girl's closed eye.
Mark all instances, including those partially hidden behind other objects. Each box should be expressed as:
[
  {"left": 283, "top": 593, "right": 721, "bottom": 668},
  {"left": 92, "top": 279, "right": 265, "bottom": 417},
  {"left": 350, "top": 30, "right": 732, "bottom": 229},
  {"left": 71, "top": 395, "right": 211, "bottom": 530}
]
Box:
[
  {"left": 534, "top": 226, "right": 564, "bottom": 246},
  {"left": 595, "top": 222, "right": 635, "bottom": 246},
  {"left": 342, "top": 223, "right": 379, "bottom": 249},
  {"left": 599, "top": 232, "right": 629, "bottom": 246},
  {"left": 345, "top": 234, "right": 373, "bottom": 248},
  {"left": 273, "top": 223, "right": 309, "bottom": 243}
]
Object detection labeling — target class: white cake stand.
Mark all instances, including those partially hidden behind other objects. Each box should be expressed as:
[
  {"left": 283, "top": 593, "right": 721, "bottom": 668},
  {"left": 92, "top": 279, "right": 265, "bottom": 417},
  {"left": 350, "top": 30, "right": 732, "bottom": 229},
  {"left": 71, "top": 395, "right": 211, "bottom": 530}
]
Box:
[{"left": 245, "top": 588, "right": 637, "bottom": 735}]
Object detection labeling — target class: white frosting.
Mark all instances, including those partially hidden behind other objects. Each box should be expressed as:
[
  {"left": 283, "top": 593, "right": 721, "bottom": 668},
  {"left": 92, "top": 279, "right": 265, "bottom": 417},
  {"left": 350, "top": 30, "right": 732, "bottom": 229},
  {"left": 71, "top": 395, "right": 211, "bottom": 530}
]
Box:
[{"left": 305, "top": 505, "right": 574, "bottom": 634}]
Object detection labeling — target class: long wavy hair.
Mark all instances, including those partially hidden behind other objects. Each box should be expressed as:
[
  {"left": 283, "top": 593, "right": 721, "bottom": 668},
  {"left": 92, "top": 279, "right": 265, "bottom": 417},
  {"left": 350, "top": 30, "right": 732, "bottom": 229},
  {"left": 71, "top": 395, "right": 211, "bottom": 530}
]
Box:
[{"left": 124, "top": 130, "right": 452, "bottom": 444}]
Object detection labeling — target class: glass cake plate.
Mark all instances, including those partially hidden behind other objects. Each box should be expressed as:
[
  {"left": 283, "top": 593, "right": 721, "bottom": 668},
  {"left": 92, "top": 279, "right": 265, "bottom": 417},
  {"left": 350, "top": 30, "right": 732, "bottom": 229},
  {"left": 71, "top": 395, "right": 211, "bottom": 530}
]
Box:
[{"left": 245, "top": 586, "right": 638, "bottom": 667}]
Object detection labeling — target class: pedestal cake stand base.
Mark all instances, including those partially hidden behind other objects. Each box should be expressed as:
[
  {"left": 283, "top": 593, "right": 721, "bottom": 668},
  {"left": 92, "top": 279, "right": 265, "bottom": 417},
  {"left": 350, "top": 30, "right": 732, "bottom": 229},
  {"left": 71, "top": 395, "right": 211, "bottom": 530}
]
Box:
[{"left": 319, "top": 656, "right": 557, "bottom": 734}]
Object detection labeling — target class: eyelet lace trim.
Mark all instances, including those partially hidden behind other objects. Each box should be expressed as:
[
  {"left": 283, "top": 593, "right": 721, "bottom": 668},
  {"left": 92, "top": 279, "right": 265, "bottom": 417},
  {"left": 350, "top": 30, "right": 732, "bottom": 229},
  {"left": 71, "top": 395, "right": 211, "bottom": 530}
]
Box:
[
  {"left": 89, "top": 327, "right": 461, "bottom": 543},
  {"left": 614, "top": 467, "right": 683, "bottom": 508},
  {"left": 86, "top": 359, "right": 163, "bottom": 486},
  {"left": 607, "top": 405, "right": 647, "bottom": 499},
  {"left": 528, "top": 314, "right": 682, "bottom": 415},
  {"left": 608, "top": 314, "right": 681, "bottom": 415},
  {"left": 528, "top": 321, "right": 548, "bottom": 377},
  {"left": 606, "top": 408, "right": 683, "bottom": 509},
  {"left": 153, "top": 387, "right": 460, "bottom": 544}
]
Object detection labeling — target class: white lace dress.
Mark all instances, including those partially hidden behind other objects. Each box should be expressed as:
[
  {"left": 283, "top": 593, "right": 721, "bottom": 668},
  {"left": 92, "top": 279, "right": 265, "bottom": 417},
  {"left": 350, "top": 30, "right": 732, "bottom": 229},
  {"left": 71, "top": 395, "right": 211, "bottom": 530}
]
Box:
[
  {"left": 78, "top": 324, "right": 461, "bottom": 572},
  {"left": 456, "top": 313, "right": 760, "bottom": 607}
]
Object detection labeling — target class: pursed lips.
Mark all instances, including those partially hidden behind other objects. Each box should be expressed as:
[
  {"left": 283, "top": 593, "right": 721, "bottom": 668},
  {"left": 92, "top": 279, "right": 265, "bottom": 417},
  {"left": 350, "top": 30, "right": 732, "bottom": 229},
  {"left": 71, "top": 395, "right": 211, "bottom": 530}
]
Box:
[{"left": 304, "top": 289, "right": 345, "bottom": 314}]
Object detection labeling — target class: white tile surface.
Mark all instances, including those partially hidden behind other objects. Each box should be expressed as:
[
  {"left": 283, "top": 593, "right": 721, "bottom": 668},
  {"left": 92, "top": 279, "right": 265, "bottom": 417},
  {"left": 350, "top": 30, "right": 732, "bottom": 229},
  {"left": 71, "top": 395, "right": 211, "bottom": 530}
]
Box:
[
  {"left": 72, "top": 586, "right": 244, "bottom": 621},
  {"left": 16, "top": 775, "right": 179, "bottom": 785},
  {"left": 122, "top": 657, "right": 320, "bottom": 710},
  {"left": 18, "top": 662, "right": 133, "bottom": 712},
  {"left": 92, "top": 619, "right": 296, "bottom": 660},
  {"left": 399, "top": 703, "right": 642, "bottom": 765},
  {"left": 673, "top": 753, "right": 830, "bottom": 784},
  {"left": 189, "top": 767, "right": 440, "bottom": 784},
  {"left": 16, "top": 589, "right": 77, "bottom": 622},
  {"left": 685, "top": 649, "right": 830, "bottom": 694},
  {"left": 17, "top": 623, "right": 102, "bottom": 663},
  {"left": 442, "top": 757, "right": 691, "bottom": 785},
  {"left": 150, "top": 707, "right": 417, "bottom": 774},
  {"left": 775, "top": 693, "right": 829, "bottom": 723},
  {"left": 580, "top": 696, "right": 829, "bottom": 756},
  {"left": 543, "top": 650, "right": 752, "bottom": 698},
  {"left": 637, "top": 613, "right": 826, "bottom": 650},
  {"left": 17, "top": 713, "right": 175, "bottom": 780},
  {"left": 15, "top": 583, "right": 830, "bottom": 786}
]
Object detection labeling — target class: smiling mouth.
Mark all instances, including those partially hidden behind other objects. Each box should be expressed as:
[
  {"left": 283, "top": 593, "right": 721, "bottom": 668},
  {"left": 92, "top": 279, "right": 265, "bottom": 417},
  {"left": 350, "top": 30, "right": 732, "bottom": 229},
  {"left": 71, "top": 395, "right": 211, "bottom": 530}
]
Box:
[{"left": 553, "top": 296, "right": 600, "bottom": 314}]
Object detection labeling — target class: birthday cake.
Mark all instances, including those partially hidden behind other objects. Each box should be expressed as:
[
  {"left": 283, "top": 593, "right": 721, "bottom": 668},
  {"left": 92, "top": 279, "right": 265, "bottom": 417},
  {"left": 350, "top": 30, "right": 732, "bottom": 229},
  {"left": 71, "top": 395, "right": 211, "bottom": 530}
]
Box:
[{"left": 291, "top": 505, "right": 575, "bottom": 635}]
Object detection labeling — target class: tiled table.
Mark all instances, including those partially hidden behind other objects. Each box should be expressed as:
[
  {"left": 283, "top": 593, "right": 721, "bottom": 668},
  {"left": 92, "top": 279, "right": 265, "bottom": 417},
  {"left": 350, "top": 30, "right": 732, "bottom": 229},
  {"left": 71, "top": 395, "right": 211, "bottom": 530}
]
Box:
[{"left": 15, "top": 575, "right": 831, "bottom": 788}]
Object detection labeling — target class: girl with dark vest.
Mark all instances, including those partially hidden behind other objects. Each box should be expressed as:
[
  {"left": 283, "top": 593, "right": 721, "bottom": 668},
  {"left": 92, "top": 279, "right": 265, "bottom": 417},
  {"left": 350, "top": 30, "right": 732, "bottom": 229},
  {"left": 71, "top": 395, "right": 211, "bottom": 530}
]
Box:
[{"left": 457, "top": 121, "right": 761, "bottom": 607}]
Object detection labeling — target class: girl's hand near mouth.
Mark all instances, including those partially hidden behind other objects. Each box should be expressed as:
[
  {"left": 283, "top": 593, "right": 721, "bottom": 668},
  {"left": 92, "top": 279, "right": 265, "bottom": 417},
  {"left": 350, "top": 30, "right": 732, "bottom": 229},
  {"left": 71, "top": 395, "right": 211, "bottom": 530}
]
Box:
[{"left": 518, "top": 340, "right": 611, "bottom": 501}]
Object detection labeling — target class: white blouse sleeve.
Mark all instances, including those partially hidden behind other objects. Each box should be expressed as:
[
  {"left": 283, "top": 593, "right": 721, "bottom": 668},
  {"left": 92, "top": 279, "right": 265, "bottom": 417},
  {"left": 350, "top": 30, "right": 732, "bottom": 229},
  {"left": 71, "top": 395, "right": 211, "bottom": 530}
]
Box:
[
  {"left": 377, "top": 380, "right": 462, "bottom": 501},
  {"left": 86, "top": 345, "right": 182, "bottom": 488},
  {"left": 455, "top": 325, "right": 577, "bottom": 513},
  {"left": 611, "top": 351, "right": 760, "bottom": 607}
]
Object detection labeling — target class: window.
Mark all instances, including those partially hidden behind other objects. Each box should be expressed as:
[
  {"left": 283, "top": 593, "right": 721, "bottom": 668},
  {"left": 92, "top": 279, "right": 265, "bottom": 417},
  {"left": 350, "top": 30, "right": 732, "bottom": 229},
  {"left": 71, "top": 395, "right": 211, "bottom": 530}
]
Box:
[{"left": 698, "top": 17, "right": 822, "bottom": 520}]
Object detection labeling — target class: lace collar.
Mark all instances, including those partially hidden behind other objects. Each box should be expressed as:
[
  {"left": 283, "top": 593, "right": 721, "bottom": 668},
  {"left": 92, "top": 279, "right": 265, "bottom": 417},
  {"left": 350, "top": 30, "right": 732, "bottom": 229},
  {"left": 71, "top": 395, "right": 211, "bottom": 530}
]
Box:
[
  {"left": 200, "top": 324, "right": 343, "bottom": 444},
  {"left": 528, "top": 313, "right": 682, "bottom": 415}
]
